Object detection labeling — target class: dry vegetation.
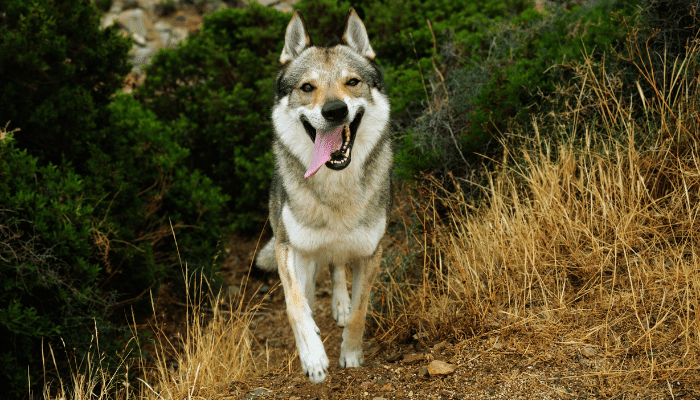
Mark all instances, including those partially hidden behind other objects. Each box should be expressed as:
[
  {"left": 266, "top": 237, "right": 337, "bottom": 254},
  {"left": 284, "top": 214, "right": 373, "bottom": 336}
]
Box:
[
  {"left": 372, "top": 23, "right": 700, "bottom": 395},
  {"left": 39, "top": 262, "right": 263, "bottom": 400},
  {"left": 39, "top": 19, "right": 700, "bottom": 400}
]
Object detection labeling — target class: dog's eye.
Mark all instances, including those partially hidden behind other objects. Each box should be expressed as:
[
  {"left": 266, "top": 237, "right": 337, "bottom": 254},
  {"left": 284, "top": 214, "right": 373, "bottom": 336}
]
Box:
[
  {"left": 300, "top": 83, "right": 315, "bottom": 93},
  {"left": 346, "top": 78, "right": 361, "bottom": 87}
]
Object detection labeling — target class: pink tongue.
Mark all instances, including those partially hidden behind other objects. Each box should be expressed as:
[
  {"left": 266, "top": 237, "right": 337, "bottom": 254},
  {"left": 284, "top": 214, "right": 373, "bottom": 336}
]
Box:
[{"left": 304, "top": 126, "right": 344, "bottom": 178}]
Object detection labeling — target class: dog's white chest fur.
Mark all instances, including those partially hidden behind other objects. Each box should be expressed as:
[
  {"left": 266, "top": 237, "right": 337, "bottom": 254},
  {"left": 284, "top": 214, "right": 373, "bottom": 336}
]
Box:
[{"left": 281, "top": 173, "right": 387, "bottom": 265}]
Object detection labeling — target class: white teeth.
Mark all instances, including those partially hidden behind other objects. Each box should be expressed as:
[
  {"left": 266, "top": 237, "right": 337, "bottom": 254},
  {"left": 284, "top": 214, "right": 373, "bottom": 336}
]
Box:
[{"left": 328, "top": 125, "right": 352, "bottom": 166}]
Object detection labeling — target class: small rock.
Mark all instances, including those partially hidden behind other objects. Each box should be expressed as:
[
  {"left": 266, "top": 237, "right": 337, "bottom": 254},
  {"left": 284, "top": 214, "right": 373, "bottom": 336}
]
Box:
[
  {"left": 100, "top": 13, "right": 118, "bottom": 29},
  {"left": 385, "top": 351, "right": 402, "bottom": 362},
  {"left": 360, "top": 381, "right": 373, "bottom": 390},
  {"left": 117, "top": 8, "right": 151, "bottom": 39},
  {"left": 372, "top": 397, "right": 387, "bottom": 400},
  {"left": 433, "top": 341, "right": 446, "bottom": 352},
  {"left": 243, "top": 388, "right": 269, "bottom": 399},
  {"left": 109, "top": 0, "right": 123, "bottom": 14},
  {"left": 132, "top": 32, "right": 147, "bottom": 46},
  {"left": 128, "top": 44, "right": 158, "bottom": 71},
  {"left": 273, "top": 2, "right": 294, "bottom": 12},
  {"left": 379, "top": 382, "right": 395, "bottom": 391},
  {"left": 417, "top": 366, "right": 429, "bottom": 378},
  {"left": 402, "top": 353, "right": 424, "bottom": 364},
  {"left": 259, "top": 285, "right": 270, "bottom": 294},
  {"left": 427, "top": 360, "right": 457, "bottom": 376},
  {"left": 413, "top": 332, "right": 428, "bottom": 340},
  {"left": 228, "top": 285, "right": 240, "bottom": 297},
  {"left": 201, "top": 0, "right": 227, "bottom": 14},
  {"left": 135, "top": 0, "right": 159, "bottom": 13},
  {"left": 581, "top": 346, "right": 597, "bottom": 358}
]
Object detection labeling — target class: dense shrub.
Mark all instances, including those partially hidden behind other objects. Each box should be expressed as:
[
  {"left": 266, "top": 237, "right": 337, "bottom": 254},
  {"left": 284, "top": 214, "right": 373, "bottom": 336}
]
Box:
[
  {"left": 0, "top": 99, "right": 227, "bottom": 397},
  {"left": 0, "top": 0, "right": 131, "bottom": 168},
  {"left": 629, "top": 0, "right": 699, "bottom": 113},
  {"left": 393, "top": 0, "right": 644, "bottom": 179},
  {"left": 84, "top": 95, "right": 228, "bottom": 298},
  {"left": 0, "top": 0, "right": 228, "bottom": 396},
  {"left": 136, "top": 4, "right": 288, "bottom": 231},
  {"left": 0, "top": 134, "right": 108, "bottom": 397},
  {"left": 642, "top": 0, "right": 699, "bottom": 58}
]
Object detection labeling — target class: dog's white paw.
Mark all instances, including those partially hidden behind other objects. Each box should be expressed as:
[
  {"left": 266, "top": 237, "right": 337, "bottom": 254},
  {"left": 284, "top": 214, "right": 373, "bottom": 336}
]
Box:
[
  {"left": 339, "top": 344, "right": 364, "bottom": 369},
  {"left": 331, "top": 292, "right": 351, "bottom": 327},
  {"left": 300, "top": 349, "right": 329, "bottom": 383},
  {"left": 298, "top": 326, "right": 329, "bottom": 383}
]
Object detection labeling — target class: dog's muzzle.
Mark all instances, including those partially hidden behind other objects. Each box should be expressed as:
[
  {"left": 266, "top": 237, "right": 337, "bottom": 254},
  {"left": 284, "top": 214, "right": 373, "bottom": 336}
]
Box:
[{"left": 301, "top": 106, "right": 364, "bottom": 172}]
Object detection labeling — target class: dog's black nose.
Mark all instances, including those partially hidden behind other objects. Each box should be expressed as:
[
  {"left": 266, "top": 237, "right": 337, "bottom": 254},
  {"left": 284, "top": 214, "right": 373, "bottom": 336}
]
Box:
[{"left": 321, "top": 100, "right": 348, "bottom": 122}]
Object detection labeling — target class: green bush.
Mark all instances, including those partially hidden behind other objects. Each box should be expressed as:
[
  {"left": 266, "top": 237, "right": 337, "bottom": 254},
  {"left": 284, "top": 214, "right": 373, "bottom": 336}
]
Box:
[
  {"left": 394, "top": 0, "right": 644, "bottom": 179},
  {"left": 85, "top": 95, "right": 229, "bottom": 298},
  {"left": 0, "top": 0, "right": 228, "bottom": 395},
  {"left": 0, "top": 134, "right": 108, "bottom": 397},
  {"left": 0, "top": 0, "right": 131, "bottom": 169},
  {"left": 136, "top": 4, "right": 288, "bottom": 230},
  {"left": 0, "top": 99, "right": 227, "bottom": 397}
]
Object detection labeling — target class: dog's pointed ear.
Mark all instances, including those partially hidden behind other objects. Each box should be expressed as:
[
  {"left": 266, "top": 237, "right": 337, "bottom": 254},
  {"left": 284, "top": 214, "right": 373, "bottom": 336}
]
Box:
[
  {"left": 342, "top": 8, "right": 375, "bottom": 60},
  {"left": 280, "top": 10, "right": 312, "bottom": 65}
]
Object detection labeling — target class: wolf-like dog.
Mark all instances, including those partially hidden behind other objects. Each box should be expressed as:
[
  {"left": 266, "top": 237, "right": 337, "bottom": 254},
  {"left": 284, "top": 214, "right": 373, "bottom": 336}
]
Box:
[{"left": 255, "top": 8, "right": 392, "bottom": 384}]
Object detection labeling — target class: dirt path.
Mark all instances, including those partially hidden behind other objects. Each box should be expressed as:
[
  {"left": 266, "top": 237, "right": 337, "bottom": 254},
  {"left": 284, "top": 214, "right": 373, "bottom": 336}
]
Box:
[{"left": 217, "top": 234, "right": 679, "bottom": 400}]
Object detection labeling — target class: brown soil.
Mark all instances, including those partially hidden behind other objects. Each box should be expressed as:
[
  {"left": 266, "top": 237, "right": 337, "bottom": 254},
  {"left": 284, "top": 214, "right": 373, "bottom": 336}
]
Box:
[{"left": 213, "top": 234, "right": 687, "bottom": 400}]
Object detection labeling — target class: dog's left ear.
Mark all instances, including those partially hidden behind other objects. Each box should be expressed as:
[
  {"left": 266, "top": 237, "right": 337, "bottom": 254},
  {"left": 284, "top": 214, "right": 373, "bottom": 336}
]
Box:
[{"left": 342, "top": 8, "right": 375, "bottom": 60}]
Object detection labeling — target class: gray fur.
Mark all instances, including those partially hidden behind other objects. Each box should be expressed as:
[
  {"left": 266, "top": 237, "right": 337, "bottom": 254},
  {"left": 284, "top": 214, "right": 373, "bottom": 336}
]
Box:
[{"left": 257, "top": 8, "right": 391, "bottom": 384}]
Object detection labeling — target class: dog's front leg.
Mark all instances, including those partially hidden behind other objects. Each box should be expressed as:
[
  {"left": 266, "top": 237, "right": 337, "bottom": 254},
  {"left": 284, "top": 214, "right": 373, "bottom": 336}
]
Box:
[
  {"left": 329, "top": 263, "right": 351, "bottom": 327},
  {"left": 275, "top": 241, "right": 329, "bottom": 383},
  {"left": 339, "top": 245, "right": 382, "bottom": 368}
]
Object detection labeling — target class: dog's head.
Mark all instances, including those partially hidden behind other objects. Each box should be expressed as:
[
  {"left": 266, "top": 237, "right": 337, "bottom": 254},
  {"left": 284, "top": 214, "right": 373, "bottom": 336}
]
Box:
[{"left": 273, "top": 8, "right": 389, "bottom": 178}]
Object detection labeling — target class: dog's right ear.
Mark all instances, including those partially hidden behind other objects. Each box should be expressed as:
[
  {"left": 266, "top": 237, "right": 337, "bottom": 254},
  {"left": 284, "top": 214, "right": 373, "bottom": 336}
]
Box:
[{"left": 280, "top": 10, "right": 312, "bottom": 65}]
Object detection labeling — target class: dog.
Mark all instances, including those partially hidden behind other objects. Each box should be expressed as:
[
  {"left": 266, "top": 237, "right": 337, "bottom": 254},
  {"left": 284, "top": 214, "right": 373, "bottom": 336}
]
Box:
[{"left": 255, "top": 8, "right": 392, "bottom": 384}]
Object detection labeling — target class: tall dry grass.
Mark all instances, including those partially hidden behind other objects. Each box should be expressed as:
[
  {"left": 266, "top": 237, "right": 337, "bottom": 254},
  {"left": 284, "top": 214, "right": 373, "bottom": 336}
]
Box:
[
  {"left": 375, "top": 24, "right": 700, "bottom": 386},
  {"left": 38, "top": 262, "right": 262, "bottom": 400},
  {"left": 139, "top": 267, "right": 261, "bottom": 399}
]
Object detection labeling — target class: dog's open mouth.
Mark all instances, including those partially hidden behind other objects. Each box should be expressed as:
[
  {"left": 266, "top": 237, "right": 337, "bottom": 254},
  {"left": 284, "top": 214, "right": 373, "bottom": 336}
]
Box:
[{"left": 301, "top": 111, "right": 363, "bottom": 178}]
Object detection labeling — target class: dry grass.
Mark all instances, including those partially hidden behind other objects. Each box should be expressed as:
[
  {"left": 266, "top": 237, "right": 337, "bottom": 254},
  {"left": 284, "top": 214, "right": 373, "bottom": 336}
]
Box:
[
  {"left": 138, "top": 268, "right": 261, "bottom": 399},
  {"left": 0, "top": 121, "right": 19, "bottom": 142},
  {"left": 39, "top": 263, "right": 262, "bottom": 400},
  {"left": 374, "top": 24, "right": 700, "bottom": 389}
]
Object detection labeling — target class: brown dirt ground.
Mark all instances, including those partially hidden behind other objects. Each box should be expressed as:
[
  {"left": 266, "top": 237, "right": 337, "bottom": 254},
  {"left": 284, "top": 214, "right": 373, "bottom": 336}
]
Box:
[{"left": 212, "top": 234, "right": 692, "bottom": 400}]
